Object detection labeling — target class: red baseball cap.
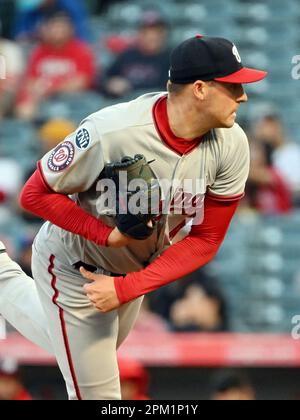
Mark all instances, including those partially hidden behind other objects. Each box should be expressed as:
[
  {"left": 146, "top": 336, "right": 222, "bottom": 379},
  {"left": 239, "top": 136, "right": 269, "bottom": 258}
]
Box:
[{"left": 169, "top": 35, "right": 267, "bottom": 84}]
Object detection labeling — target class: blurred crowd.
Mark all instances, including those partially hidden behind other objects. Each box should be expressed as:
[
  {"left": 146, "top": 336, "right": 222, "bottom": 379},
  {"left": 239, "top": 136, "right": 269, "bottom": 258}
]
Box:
[
  {"left": 0, "top": 354, "right": 258, "bottom": 401},
  {"left": 1, "top": 0, "right": 300, "bottom": 401},
  {"left": 0, "top": 358, "right": 32, "bottom": 400},
  {"left": 0, "top": 0, "right": 171, "bottom": 120}
]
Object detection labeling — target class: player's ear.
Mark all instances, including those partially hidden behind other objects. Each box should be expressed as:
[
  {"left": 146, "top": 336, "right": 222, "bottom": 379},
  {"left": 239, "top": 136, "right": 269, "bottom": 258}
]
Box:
[{"left": 193, "top": 80, "right": 207, "bottom": 100}]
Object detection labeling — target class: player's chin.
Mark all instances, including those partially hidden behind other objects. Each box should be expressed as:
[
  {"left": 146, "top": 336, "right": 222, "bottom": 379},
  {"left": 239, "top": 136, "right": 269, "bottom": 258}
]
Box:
[{"left": 221, "top": 114, "right": 237, "bottom": 128}]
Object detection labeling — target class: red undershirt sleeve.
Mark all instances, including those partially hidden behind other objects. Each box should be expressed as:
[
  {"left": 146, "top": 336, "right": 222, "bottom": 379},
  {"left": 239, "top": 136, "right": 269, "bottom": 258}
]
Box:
[
  {"left": 20, "top": 168, "right": 113, "bottom": 247},
  {"left": 114, "top": 195, "right": 240, "bottom": 303}
]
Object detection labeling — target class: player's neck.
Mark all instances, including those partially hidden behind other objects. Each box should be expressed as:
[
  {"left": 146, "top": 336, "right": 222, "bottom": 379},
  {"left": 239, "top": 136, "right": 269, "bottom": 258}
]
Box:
[{"left": 167, "top": 96, "right": 212, "bottom": 140}]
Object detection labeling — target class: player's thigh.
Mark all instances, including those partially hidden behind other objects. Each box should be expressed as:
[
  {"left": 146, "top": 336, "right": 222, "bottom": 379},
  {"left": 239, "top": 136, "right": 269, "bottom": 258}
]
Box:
[
  {"left": 117, "top": 296, "right": 144, "bottom": 348},
  {"left": 32, "top": 247, "right": 121, "bottom": 400}
]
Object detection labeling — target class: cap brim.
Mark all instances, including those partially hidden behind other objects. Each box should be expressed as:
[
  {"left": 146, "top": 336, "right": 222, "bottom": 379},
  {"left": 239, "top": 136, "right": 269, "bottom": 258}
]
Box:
[{"left": 214, "top": 67, "right": 268, "bottom": 84}]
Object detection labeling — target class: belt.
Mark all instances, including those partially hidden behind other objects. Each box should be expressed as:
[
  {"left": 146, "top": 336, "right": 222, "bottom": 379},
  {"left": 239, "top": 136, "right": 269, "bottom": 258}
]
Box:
[{"left": 73, "top": 261, "right": 125, "bottom": 277}]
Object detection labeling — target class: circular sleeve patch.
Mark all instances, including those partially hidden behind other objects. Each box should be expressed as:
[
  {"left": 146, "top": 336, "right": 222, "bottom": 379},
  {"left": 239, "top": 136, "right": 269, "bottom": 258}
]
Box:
[{"left": 47, "top": 141, "right": 75, "bottom": 172}]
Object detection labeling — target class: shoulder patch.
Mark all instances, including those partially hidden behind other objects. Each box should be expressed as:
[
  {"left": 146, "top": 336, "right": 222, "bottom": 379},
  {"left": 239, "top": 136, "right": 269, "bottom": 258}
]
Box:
[
  {"left": 75, "top": 128, "right": 91, "bottom": 150},
  {"left": 48, "top": 141, "right": 75, "bottom": 172}
]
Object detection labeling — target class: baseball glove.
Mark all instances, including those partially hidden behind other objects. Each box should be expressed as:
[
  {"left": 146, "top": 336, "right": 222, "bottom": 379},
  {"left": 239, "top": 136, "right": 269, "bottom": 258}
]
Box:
[{"left": 104, "top": 154, "right": 161, "bottom": 240}]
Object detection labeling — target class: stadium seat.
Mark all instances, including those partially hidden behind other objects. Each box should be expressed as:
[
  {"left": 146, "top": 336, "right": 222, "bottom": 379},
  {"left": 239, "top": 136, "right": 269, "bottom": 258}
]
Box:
[
  {"left": 166, "top": 3, "right": 207, "bottom": 25},
  {"left": 181, "top": 0, "right": 237, "bottom": 18},
  {"left": 0, "top": 120, "right": 40, "bottom": 158},
  {"left": 37, "top": 92, "right": 109, "bottom": 124},
  {"left": 105, "top": 1, "right": 172, "bottom": 29},
  {"left": 234, "top": 0, "right": 300, "bottom": 22}
]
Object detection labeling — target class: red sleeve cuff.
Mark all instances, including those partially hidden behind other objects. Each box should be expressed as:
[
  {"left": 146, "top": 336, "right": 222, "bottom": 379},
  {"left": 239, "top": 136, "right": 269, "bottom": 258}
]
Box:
[{"left": 114, "top": 276, "right": 129, "bottom": 304}]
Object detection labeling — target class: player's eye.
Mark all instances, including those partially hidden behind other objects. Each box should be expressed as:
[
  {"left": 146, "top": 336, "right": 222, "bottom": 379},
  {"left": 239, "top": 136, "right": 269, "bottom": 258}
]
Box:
[{"left": 225, "top": 83, "right": 244, "bottom": 97}]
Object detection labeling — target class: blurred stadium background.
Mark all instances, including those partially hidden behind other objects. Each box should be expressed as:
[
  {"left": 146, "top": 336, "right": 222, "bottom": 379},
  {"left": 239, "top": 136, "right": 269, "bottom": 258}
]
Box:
[{"left": 0, "top": 0, "right": 300, "bottom": 400}]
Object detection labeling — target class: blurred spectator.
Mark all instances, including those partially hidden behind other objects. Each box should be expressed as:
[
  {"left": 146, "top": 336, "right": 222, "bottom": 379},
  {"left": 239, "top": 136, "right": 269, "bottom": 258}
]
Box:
[
  {"left": 0, "top": 20, "right": 25, "bottom": 118},
  {"left": 0, "top": 358, "right": 32, "bottom": 401},
  {"left": 17, "top": 238, "right": 34, "bottom": 277},
  {"left": 210, "top": 370, "right": 256, "bottom": 401},
  {"left": 0, "top": 158, "right": 23, "bottom": 205},
  {"left": 104, "top": 11, "right": 170, "bottom": 98},
  {"left": 16, "top": 10, "right": 96, "bottom": 121},
  {"left": 293, "top": 391, "right": 300, "bottom": 400},
  {"left": 149, "top": 268, "right": 229, "bottom": 332},
  {"left": 0, "top": 0, "right": 15, "bottom": 39},
  {"left": 253, "top": 114, "right": 300, "bottom": 202},
  {"left": 246, "top": 140, "right": 292, "bottom": 215},
  {"left": 118, "top": 358, "right": 150, "bottom": 400},
  {"left": 17, "top": 118, "right": 75, "bottom": 224},
  {"left": 104, "top": 35, "right": 136, "bottom": 56},
  {"left": 0, "top": 190, "right": 6, "bottom": 205},
  {"left": 39, "top": 118, "right": 76, "bottom": 151},
  {"left": 18, "top": 118, "right": 76, "bottom": 223},
  {"left": 97, "top": 0, "right": 128, "bottom": 14},
  {"left": 14, "top": 0, "right": 90, "bottom": 41},
  {"left": 169, "top": 280, "right": 228, "bottom": 332},
  {"left": 133, "top": 297, "right": 169, "bottom": 334}
]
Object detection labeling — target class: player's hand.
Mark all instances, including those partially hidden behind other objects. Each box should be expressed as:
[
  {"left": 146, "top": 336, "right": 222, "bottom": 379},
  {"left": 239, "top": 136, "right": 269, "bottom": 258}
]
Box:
[
  {"left": 80, "top": 267, "right": 121, "bottom": 313},
  {"left": 106, "top": 227, "right": 131, "bottom": 248}
]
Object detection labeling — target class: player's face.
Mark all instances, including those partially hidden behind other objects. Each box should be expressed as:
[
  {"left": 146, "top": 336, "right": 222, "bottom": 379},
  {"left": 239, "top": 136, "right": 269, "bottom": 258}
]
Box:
[{"left": 207, "top": 81, "right": 248, "bottom": 128}]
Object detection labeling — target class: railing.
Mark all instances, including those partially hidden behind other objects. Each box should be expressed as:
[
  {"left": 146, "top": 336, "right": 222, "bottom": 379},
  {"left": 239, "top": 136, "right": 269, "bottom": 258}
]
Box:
[{"left": 1, "top": 332, "right": 300, "bottom": 367}]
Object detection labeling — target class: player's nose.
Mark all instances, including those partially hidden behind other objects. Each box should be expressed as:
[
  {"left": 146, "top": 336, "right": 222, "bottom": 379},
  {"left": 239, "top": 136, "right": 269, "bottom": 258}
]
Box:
[{"left": 237, "top": 87, "right": 248, "bottom": 103}]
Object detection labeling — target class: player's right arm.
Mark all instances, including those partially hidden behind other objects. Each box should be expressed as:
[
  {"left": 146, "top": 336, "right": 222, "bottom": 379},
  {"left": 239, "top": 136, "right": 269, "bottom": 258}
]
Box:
[{"left": 20, "top": 119, "right": 128, "bottom": 248}]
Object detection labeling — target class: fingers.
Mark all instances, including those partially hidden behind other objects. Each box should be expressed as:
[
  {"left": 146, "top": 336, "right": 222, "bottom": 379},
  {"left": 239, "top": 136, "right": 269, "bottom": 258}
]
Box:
[
  {"left": 80, "top": 269, "right": 117, "bottom": 313},
  {"left": 86, "top": 294, "right": 106, "bottom": 313},
  {"left": 83, "top": 283, "right": 92, "bottom": 294},
  {"left": 84, "top": 287, "right": 101, "bottom": 309},
  {"left": 82, "top": 278, "right": 105, "bottom": 311},
  {"left": 80, "top": 266, "right": 96, "bottom": 281}
]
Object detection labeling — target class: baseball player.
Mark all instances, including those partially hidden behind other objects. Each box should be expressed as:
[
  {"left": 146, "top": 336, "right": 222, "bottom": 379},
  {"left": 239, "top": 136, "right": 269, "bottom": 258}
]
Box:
[{"left": 0, "top": 35, "right": 267, "bottom": 400}]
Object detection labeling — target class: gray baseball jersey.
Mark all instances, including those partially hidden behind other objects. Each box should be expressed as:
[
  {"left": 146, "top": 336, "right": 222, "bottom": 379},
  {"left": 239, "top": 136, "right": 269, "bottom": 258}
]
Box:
[
  {"left": 38, "top": 92, "right": 249, "bottom": 275},
  {"left": 2, "top": 92, "right": 250, "bottom": 400}
]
